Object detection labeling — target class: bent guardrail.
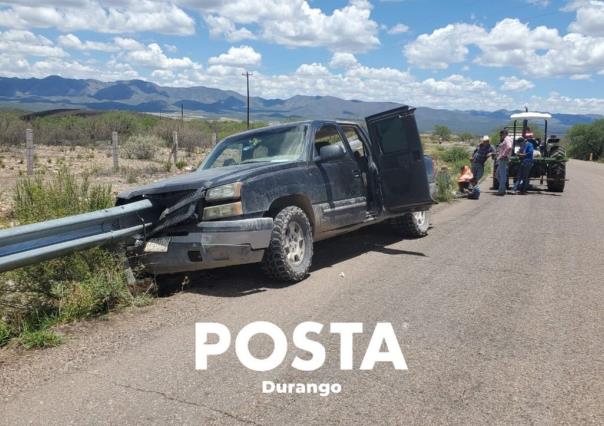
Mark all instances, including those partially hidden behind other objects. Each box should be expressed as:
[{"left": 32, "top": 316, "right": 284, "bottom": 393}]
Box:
[{"left": 0, "top": 199, "right": 154, "bottom": 273}]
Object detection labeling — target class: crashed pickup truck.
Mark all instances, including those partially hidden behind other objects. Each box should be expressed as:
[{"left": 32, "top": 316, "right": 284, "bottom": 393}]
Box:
[{"left": 118, "top": 106, "right": 435, "bottom": 282}]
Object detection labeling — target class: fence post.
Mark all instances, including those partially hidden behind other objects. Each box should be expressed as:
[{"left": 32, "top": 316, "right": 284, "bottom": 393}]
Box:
[
  {"left": 112, "top": 131, "right": 119, "bottom": 171},
  {"left": 172, "top": 131, "right": 178, "bottom": 165},
  {"left": 26, "top": 128, "right": 34, "bottom": 176},
  {"left": 211, "top": 132, "right": 217, "bottom": 146}
]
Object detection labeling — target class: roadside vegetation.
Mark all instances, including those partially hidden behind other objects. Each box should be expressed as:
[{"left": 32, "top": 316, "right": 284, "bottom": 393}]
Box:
[
  {"left": 565, "top": 119, "right": 604, "bottom": 161},
  {"left": 423, "top": 130, "right": 491, "bottom": 202},
  {"left": 0, "top": 109, "right": 267, "bottom": 153},
  {"left": 0, "top": 168, "right": 152, "bottom": 349}
]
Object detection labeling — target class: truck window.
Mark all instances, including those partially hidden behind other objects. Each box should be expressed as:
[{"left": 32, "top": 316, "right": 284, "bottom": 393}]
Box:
[
  {"left": 314, "top": 125, "right": 347, "bottom": 156},
  {"left": 341, "top": 125, "right": 366, "bottom": 159},
  {"left": 373, "top": 115, "right": 414, "bottom": 154}
]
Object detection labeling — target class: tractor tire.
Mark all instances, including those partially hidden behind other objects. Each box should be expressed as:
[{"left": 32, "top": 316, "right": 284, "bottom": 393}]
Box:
[
  {"left": 391, "top": 210, "right": 431, "bottom": 238},
  {"left": 262, "top": 206, "right": 313, "bottom": 282},
  {"left": 547, "top": 146, "right": 566, "bottom": 192}
]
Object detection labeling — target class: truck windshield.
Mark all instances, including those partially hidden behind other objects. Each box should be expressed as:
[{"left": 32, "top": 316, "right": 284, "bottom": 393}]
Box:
[{"left": 201, "top": 125, "right": 308, "bottom": 170}]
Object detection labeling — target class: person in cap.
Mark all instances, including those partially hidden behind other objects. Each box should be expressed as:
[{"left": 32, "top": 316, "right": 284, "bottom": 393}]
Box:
[
  {"left": 470, "top": 135, "right": 495, "bottom": 182},
  {"left": 513, "top": 137, "right": 534, "bottom": 194},
  {"left": 495, "top": 130, "right": 513, "bottom": 196}
]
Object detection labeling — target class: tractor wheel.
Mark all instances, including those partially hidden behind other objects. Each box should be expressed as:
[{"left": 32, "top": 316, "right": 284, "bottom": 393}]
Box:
[
  {"left": 547, "top": 146, "right": 566, "bottom": 192},
  {"left": 261, "top": 206, "right": 313, "bottom": 282},
  {"left": 390, "top": 210, "right": 431, "bottom": 238}
]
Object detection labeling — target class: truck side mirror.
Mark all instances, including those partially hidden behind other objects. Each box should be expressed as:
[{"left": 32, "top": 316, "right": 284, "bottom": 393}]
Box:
[{"left": 318, "top": 144, "right": 346, "bottom": 162}]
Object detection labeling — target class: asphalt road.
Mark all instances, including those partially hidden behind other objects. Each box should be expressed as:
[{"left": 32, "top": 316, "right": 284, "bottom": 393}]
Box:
[{"left": 1, "top": 159, "right": 603, "bottom": 425}]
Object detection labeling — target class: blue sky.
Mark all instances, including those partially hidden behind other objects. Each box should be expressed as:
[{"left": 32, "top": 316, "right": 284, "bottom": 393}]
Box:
[{"left": 0, "top": 0, "right": 603, "bottom": 113}]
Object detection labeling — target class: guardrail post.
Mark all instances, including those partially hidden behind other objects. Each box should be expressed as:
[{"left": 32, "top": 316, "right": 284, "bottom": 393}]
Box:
[
  {"left": 26, "top": 128, "right": 34, "bottom": 175},
  {"left": 211, "top": 132, "right": 217, "bottom": 146},
  {"left": 172, "top": 131, "right": 178, "bottom": 165},
  {"left": 112, "top": 131, "right": 119, "bottom": 171}
]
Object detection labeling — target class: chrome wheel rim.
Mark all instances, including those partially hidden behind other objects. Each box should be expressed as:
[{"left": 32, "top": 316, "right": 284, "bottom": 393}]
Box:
[
  {"left": 413, "top": 211, "right": 427, "bottom": 227},
  {"left": 285, "top": 221, "right": 305, "bottom": 265}
]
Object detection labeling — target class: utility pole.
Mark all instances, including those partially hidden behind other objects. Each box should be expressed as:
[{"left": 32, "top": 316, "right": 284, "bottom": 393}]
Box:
[{"left": 242, "top": 71, "right": 252, "bottom": 129}]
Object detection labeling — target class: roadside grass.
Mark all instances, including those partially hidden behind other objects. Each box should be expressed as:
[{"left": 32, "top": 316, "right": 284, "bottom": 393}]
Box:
[
  {"left": 424, "top": 142, "right": 492, "bottom": 202},
  {"left": 0, "top": 168, "right": 151, "bottom": 349}
]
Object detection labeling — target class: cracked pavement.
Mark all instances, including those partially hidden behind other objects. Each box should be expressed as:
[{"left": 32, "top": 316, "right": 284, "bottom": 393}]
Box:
[{"left": 1, "top": 160, "right": 603, "bottom": 424}]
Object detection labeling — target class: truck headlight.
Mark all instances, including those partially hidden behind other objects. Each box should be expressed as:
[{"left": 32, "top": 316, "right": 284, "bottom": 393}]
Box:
[
  {"left": 202, "top": 201, "right": 243, "bottom": 220},
  {"left": 205, "top": 182, "right": 242, "bottom": 201}
]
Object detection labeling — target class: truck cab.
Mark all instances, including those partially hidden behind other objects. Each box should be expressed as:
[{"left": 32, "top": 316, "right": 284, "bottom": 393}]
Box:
[{"left": 118, "top": 106, "right": 435, "bottom": 282}]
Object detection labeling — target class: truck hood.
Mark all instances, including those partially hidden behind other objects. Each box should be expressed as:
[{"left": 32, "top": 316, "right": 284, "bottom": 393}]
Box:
[{"left": 117, "top": 161, "right": 298, "bottom": 200}]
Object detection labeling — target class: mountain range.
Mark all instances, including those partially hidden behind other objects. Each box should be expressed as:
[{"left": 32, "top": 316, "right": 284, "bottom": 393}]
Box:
[{"left": 0, "top": 75, "right": 600, "bottom": 135}]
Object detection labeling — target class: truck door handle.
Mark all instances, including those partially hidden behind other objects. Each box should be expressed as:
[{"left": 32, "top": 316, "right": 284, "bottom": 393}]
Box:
[{"left": 352, "top": 170, "right": 361, "bottom": 178}]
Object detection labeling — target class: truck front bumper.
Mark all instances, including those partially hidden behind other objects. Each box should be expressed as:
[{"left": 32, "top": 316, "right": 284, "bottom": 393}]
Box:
[{"left": 140, "top": 218, "right": 273, "bottom": 275}]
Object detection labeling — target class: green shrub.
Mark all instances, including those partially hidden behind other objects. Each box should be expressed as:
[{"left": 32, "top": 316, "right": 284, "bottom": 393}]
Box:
[
  {"left": 436, "top": 169, "right": 454, "bottom": 202},
  {"left": 0, "top": 168, "right": 137, "bottom": 349},
  {"left": 19, "top": 328, "right": 62, "bottom": 349},
  {"left": 175, "top": 160, "right": 187, "bottom": 170},
  {"left": 440, "top": 146, "right": 470, "bottom": 164},
  {"left": 120, "top": 134, "right": 163, "bottom": 160},
  {"left": 12, "top": 168, "right": 111, "bottom": 224},
  {"left": 0, "top": 320, "right": 10, "bottom": 347}
]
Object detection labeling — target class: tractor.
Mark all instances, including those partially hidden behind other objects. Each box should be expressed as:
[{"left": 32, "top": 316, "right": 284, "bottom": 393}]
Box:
[{"left": 493, "top": 111, "right": 567, "bottom": 192}]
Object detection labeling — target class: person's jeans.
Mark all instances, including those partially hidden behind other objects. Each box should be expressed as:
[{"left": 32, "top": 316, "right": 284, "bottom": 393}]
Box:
[
  {"left": 497, "top": 159, "right": 509, "bottom": 194},
  {"left": 471, "top": 162, "right": 484, "bottom": 181},
  {"left": 514, "top": 160, "right": 534, "bottom": 192}
]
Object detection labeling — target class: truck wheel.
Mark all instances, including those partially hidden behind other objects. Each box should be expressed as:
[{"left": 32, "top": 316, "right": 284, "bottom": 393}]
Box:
[
  {"left": 391, "top": 210, "right": 431, "bottom": 238},
  {"left": 547, "top": 147, "right": 566, "bottom": 192},
  {"left": 262, "top": 206, "right": 313, "bottom": 282}
]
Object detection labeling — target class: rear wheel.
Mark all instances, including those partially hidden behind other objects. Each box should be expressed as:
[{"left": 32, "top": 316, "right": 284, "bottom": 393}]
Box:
[
  {"left": 391, "top": 210, "right": 431, "bottom": 238},
  {"left": 547, "top": 146, "right": 566, "bottom": 192},
  {"left": 262, "top": 206, "right": 313, "bottom": 282}
]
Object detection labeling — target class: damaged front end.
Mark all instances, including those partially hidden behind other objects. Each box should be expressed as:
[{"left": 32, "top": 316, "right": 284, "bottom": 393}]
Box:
[{"left": 117, "top": 179, "right": 272, "bottom": 276}]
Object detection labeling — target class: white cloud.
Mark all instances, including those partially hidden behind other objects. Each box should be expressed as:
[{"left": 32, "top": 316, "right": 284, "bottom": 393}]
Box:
[
  {"left": 567, "top": 0, "right": 604, "bottom": 37},
  {"left": 0, "top": 29, "right": 67, "bottom": 58},
  {"left": 0, "top": 1, "right": 196, "bottom": 35},
  {"left": 499, "top": 76, "right": 535, "bottom": 91},
  {"left": 57, "top": 34, "right": 118, "bottom": 52},
  {"left": 295, "top": 63, "right": 331, "bottom": 77},
  {"left": 329, "top": 52, "right": 358, "bottom": 69},
  {"left": 387, "top": 23, "right": 409, "bottom": 35},
  {"left": 123, "top": 42, "right": 199, "bottom": 70},
  {"left": 208, "top": 46, "right": 261, "bottom": 67},
  {"left": 404, "top": 16, "right": 604, "bottom": 77},
  {"left": 114, "top": 37, "right": 145, "bottom": 51},
  {"left": 526, "top": 0, "right": 550, "bottom": 6},
  {"left": 404, "top": 23, "right": 486, "bottom": 69},
  {"left": 186, "top": 0, "right": 380, "bottom": 52}
]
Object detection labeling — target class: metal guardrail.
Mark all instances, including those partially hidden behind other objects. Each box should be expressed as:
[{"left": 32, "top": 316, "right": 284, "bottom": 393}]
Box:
[{"left": 0, "top": 199, "right": 154, "bottom": 273}]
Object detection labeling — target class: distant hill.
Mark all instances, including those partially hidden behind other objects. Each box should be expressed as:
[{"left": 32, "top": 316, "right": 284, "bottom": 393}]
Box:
[{"left": 0, "top": 75, "right": 600, "bottom": 135}]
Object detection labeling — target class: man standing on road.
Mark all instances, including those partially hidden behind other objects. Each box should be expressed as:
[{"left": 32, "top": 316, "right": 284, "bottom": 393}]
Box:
[
  {"left": 471, "top": 135, "right": 495, "bottom": 182},
  {"left": 513, "top": 137, "right": 535, "bottom": 194},
  {"left": 496, "top": 130, "right": 513, "bottom": 196}
]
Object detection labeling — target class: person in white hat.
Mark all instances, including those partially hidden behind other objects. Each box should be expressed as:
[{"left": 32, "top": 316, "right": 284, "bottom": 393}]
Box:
[{"left": 470, "top": 135, "right": 495, "bottom": 182}]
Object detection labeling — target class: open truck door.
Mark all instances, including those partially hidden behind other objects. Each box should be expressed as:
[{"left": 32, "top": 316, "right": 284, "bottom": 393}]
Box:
[{"left": 365, "top": 106, "right": 434, "bottom": 214}]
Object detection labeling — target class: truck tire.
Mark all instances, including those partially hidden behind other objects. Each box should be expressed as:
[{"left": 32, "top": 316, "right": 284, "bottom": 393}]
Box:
[
  {"left": 262, "top": 206, "right": 313, "bottom": 282},
  {"left": 391, "top": 210, "right": 430, "bottom": 238},
  {"left": 547, "top": 146, "right": 566, "bottom": 192},
  {"left": 492, "top": 163, "right": 499, "bottom": 190}
]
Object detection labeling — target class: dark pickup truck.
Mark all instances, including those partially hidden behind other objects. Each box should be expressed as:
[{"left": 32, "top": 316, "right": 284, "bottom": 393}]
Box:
[{"left": 118, "top": 106, "right": 435, "bottom": 282}]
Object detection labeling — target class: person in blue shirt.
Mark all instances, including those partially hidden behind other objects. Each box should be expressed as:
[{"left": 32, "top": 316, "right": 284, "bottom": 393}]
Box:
[{"left": 513, "top": 137, "right": 534, "bottom": 194}]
